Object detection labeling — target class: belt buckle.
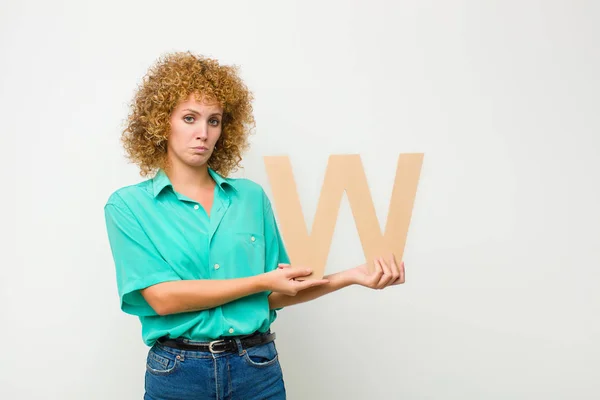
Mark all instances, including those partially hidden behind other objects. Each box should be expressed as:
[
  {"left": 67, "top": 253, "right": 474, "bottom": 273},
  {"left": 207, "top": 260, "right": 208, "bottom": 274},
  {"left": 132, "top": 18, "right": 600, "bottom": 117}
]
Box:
[{"left": 208, "top": 340, "right": 226, "bottom": 354}]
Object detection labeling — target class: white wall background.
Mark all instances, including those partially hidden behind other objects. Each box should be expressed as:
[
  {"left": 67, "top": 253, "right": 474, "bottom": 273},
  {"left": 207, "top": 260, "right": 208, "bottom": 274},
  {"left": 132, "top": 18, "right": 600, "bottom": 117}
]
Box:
[{"left": 2, "top": 0, "right": 599, "bottom": 399}]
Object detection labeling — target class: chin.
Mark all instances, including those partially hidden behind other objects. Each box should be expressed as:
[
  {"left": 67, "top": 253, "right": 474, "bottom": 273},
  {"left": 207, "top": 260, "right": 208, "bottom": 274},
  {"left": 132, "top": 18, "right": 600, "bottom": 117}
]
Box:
[
  {"left": 168, "top": 152, "right": 212, "bottom": 169},
  {"left": 186, "top": 156, "right": 211, "bottom": 168}
]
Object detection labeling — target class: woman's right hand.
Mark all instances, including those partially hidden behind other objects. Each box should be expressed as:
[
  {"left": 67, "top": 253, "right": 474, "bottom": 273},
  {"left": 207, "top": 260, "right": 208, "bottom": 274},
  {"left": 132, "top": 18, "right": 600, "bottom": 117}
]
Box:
[{"left": 262, "top": 264, "right": 330, "bottom": 296}]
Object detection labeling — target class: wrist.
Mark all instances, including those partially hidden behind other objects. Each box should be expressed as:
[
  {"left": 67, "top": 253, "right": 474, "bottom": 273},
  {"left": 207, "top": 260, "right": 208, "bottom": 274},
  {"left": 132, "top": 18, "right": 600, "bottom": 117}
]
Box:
[
  {"left": 328, "top": 270, "right": 356, "bottom": 288},
  {"left": 254, "top": 272, "right": 271, "bottom": 292}
]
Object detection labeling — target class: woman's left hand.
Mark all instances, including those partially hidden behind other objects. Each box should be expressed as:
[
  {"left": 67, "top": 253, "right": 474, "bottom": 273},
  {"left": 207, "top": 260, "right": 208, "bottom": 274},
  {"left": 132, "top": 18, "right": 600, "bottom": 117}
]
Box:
[{"left": 342, "top": 254, "right": 405, "bottom": 289}]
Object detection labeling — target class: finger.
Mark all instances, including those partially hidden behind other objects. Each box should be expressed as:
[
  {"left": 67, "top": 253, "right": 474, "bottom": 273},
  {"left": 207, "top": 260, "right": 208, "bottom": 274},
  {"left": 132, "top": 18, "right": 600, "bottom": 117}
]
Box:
[
  {"left": 377, "top": 257, "right": 393, "bottom": 289},
  {"left": 374, "top": 257, "right": 383, "bottom": 277},
  {"left": 297, "top": 279, "right": 330, "bottom": 290},
  {"left": 392, "top": 260, "right": 406, "bottom": 285},
  {"left": 287, "top": 267, "right": 313, "bottom": 279},
  {"left": 370, "top": 258, "right": 384, "bottom": 288},
  {"left": 399, "top": 260, "right": 405, "bottom": 283},
  {"left": 389, "top": 254, "right": 400, "bottom": 284},
  {"left": 277, "top": 263, "right": 291, "bottom": 269}
]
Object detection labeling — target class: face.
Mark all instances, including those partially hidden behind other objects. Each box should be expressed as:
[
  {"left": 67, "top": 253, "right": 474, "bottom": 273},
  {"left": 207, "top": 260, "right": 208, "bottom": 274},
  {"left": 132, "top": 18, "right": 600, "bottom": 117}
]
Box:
[{"left": 167, "top": 93, "right": 223, "bottom": 169}]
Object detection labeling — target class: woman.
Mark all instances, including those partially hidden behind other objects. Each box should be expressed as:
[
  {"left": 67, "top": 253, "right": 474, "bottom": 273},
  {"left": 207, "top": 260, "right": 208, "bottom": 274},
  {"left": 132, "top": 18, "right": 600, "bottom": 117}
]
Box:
[{"left": 104, "top": 51, "right": 405, "bottom": 400}]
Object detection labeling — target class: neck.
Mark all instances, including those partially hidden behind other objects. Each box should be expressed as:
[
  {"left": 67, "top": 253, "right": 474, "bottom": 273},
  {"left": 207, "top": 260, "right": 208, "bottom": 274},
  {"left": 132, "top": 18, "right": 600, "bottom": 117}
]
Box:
[{"left": 164, "top": 161, "right": 214, "bottom": 192}]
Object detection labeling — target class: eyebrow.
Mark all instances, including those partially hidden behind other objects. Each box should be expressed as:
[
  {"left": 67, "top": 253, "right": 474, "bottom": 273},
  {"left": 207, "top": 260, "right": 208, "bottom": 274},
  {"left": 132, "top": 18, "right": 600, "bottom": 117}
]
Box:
[{"left": 183, "top": 108, "right": 222, "bottom": 117}]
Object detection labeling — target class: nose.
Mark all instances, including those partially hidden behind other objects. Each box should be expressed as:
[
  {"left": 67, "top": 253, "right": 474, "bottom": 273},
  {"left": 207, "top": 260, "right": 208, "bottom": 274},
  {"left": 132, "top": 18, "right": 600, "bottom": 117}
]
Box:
[{"left": 195, "top": 123, "right": 208, "bottom": 140}]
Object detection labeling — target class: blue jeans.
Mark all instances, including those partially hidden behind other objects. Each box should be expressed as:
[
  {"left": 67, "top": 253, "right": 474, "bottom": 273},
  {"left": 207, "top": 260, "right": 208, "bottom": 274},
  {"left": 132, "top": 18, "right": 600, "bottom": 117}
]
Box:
[{"left": 144, "top": 336, "right": 286, "bottom": 400}]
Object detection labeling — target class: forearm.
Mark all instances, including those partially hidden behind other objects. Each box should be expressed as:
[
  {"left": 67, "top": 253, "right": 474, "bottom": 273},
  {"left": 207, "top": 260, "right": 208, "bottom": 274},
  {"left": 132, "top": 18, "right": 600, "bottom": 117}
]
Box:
[
  {"left": 143, "top": 275, "right": 266, "bottom": 315},
  {"left": 268, "top": 271, "right": 353, "bottom": 309}
]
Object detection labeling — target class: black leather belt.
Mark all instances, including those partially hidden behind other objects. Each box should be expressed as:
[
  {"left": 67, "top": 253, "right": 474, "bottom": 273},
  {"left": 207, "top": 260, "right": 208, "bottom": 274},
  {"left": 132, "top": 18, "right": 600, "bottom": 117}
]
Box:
[{"left": 157, "top": 331, "right": 276, "bottom": 354}]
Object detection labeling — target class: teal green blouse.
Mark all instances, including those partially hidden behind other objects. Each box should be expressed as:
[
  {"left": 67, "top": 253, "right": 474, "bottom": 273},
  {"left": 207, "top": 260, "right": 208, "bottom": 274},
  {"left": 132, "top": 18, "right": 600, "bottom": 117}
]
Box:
[{"left": 104, "top": 168, "right": 290, "bottom": 346}]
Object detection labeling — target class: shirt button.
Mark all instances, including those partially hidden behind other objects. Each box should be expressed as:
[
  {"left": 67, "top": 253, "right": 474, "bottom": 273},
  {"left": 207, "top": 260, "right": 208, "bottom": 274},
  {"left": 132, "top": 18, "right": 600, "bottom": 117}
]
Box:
[
  {"left": 229, "top": 328, "right": 234, "bottom": 334},
  {"left": 214, "top": 264, "right": 220, "bottom": 270},
  {"left": 250, "top": 236, "right": 256, "bottom": 242},
  {"left": 193, "top": 205, "right": 199, "bottom": 210}
]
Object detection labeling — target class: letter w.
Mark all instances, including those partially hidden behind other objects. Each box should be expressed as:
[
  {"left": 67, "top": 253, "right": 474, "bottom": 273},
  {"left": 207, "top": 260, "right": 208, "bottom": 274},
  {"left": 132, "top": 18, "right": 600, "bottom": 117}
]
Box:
[{"left": 263, "top": 154, "right": 424, "bottom": 279}]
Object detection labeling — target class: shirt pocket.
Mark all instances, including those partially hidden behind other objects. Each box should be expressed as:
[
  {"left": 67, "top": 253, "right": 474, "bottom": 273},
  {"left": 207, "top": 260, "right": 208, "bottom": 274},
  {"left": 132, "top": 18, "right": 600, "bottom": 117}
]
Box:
[{"left": 234, "top": 232, "right": 266, "bottom": 274}]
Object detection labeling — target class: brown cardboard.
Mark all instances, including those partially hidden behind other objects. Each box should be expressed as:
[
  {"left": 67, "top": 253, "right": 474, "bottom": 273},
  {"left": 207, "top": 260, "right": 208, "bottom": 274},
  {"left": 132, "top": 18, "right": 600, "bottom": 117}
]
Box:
[{"left": 264, "top": 154, "right": 423, "bottom": 279}]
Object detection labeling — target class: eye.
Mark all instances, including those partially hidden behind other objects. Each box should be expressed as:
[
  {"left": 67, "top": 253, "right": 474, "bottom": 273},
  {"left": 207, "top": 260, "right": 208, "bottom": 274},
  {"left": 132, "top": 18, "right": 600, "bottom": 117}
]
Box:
[
  {"left": 183, "top": 115, "right": 195, "bottom": 123},
  {"left": 209, "top": 118, "right": 221, "bottom": 126}
]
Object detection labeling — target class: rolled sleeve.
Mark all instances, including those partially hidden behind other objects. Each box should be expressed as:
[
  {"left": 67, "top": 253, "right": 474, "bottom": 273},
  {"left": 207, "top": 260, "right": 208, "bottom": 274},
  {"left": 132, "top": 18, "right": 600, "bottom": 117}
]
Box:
[{"left": 104, "top": 195, "right": 181, "bottom": 316}]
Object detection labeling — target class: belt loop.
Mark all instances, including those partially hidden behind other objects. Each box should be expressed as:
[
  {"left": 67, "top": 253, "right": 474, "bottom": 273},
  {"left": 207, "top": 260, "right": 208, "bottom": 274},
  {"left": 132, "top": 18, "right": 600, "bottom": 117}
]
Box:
[{"left": 233, "top": 338, "right": 244, "bottom": 355}]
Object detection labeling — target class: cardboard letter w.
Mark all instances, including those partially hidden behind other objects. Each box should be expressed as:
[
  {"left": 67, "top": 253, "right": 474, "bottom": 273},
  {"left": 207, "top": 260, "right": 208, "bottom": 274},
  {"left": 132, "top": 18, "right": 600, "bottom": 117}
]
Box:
[{"left": 264, "top": 154, "right": 424, "bottom": 279}]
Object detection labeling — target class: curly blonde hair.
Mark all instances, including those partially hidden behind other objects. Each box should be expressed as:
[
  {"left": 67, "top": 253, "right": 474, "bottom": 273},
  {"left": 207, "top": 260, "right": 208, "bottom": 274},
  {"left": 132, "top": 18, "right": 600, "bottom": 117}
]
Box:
[{"left": 121, "top": 51, "right": 255, "bottom": 177}]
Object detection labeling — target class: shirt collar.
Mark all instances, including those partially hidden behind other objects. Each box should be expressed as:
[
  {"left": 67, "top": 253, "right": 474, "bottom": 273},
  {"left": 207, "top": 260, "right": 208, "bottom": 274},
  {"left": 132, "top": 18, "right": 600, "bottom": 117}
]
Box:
[
  {"left": 152, "top": 169, "right": 172, "bottom": 198},
  {"left": 208, "top": 168, "right": 237, "bottom": 195},
  {"left": 152, "top": 168, "right": 237, "bottom": 198}
]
